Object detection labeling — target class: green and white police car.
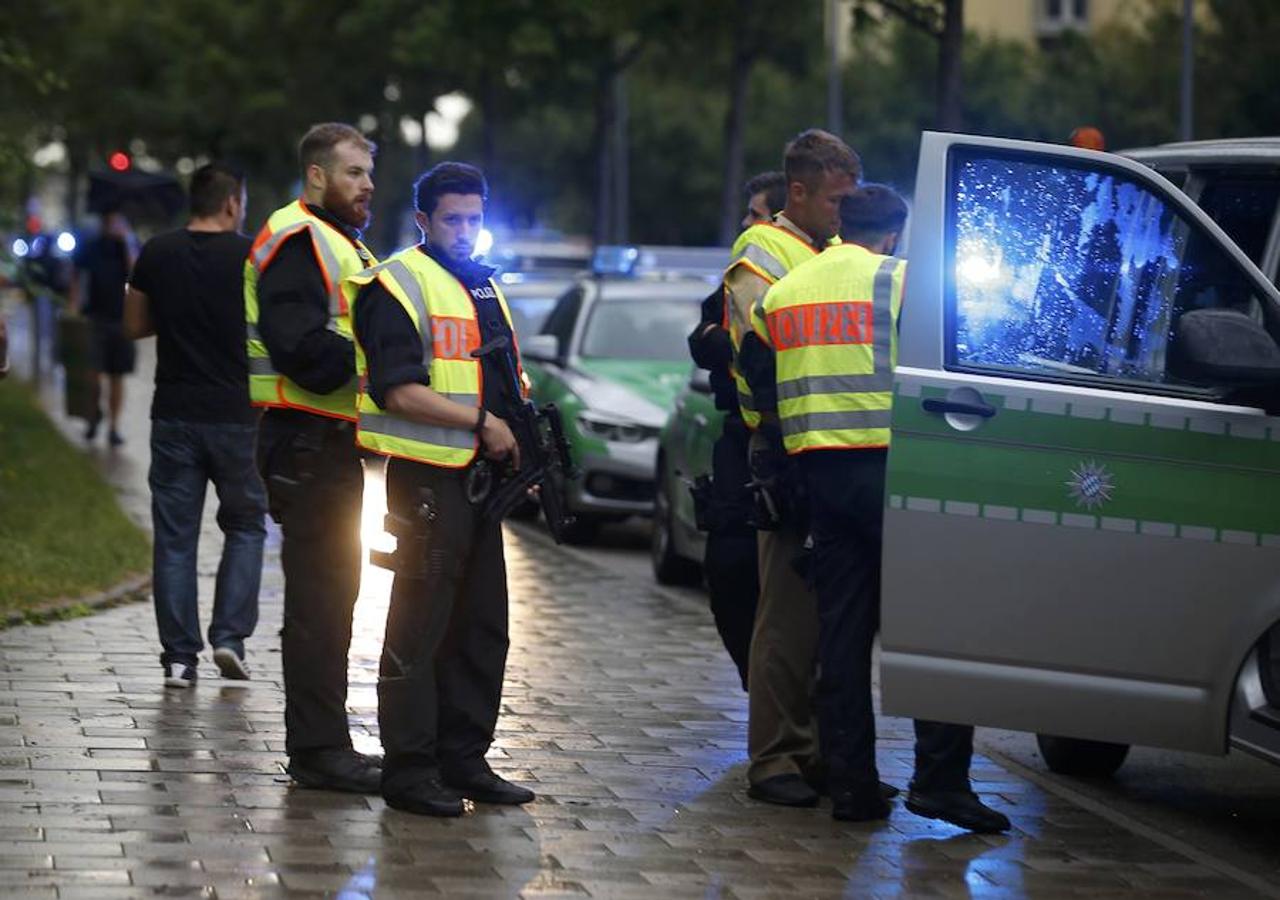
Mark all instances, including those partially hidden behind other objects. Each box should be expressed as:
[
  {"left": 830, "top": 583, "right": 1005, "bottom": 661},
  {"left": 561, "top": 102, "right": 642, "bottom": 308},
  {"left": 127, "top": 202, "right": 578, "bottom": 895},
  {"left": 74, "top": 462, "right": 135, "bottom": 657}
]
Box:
[
  {"left": 881, "top": 133, "right": 1280, "bottom": 776},
  {"left": 521, "top": 246, "right": 726, "bottom": 545}
]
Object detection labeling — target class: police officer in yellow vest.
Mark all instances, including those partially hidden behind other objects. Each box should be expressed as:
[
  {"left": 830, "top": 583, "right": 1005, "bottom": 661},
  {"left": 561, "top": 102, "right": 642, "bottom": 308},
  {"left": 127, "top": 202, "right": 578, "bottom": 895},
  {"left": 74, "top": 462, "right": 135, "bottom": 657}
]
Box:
[
  {"left": 724, "top": 130, "right": 859, "bottom": 807},
  {"left": 245, "top": 123, "right": 381, "bottom": 794},
  {"left": 347, "top": 162, "right": 534, "bottom": 817},
  {"left": 751, "top": 186, "right": 1010, "bottom": 833}
]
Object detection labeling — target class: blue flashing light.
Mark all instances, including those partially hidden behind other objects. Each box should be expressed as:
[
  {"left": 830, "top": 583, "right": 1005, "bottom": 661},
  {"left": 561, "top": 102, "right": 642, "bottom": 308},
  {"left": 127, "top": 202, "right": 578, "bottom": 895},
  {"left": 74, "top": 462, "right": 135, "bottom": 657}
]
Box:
[
  {"left": 475, "top": 228, "right": 494, "bottom": 258},
  {"left": 56, "top": 231, "right": 77, "bottom": 254},
  {"left": 31, "top": 235, "right": 47, "bottom": 256},
  {"left": 591, "top": 245, "right": 640, "bottom": 277},
  {"left": 11, "top": 238, "right": 29, "bottom": 258},
  {"left": 499, "top": 272, "right": 525, "bottom": 285}
]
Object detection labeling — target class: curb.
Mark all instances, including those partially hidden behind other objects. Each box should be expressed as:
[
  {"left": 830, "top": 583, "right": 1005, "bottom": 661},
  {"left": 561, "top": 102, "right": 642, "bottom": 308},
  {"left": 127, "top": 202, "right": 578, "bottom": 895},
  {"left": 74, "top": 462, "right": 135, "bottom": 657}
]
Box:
[{"left": 3, "top": 572, "right": 151, "bottom": 629}]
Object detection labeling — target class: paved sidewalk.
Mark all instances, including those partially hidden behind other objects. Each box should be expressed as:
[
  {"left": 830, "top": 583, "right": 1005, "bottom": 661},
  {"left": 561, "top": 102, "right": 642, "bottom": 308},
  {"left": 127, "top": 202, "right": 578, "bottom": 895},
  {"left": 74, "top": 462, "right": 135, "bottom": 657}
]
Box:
[{"left": 1, "top": 301, "right": 1268, "bottom": 898}]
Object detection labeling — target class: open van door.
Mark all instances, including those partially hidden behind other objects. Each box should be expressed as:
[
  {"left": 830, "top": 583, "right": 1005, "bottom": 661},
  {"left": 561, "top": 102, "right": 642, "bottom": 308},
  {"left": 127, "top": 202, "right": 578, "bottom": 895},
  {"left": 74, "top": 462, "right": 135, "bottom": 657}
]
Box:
[{"left": 880, "top": 132, "right": 1280, "bottom": 756}]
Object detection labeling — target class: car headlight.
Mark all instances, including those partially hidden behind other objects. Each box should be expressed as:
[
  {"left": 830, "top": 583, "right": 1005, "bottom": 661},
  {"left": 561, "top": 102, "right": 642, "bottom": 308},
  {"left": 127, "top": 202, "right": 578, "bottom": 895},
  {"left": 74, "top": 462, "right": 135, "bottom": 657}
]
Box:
[{"left": 577, "top": 413, "right": 660, "bottom": 444}]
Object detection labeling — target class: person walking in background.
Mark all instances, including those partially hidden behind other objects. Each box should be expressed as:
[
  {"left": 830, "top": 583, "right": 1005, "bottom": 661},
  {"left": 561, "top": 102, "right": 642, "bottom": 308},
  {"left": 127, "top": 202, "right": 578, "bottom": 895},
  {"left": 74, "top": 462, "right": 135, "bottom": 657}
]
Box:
[
  {"left": 246, "top": 123, "right": 381, "bottom": 794},
  {"left": 123, "top": 163, "right": 267, "bottom": 689},
  {"left": 70, "top": 209, "right": 138, "bottom": 446}
]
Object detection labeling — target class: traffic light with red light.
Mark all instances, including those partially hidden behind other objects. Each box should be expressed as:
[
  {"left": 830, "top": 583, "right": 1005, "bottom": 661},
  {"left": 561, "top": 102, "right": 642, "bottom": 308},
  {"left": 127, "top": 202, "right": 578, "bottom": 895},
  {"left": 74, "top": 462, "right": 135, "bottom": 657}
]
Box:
[{"left": 108, "top": 151, "right": 131, "bottom": 172}]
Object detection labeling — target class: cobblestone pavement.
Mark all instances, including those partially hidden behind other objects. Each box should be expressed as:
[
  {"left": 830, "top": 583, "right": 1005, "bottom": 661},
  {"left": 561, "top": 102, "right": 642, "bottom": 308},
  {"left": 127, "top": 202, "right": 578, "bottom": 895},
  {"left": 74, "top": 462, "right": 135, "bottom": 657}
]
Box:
[{"left": 2, "top": 302, "right": 1272, "bottom": 898}]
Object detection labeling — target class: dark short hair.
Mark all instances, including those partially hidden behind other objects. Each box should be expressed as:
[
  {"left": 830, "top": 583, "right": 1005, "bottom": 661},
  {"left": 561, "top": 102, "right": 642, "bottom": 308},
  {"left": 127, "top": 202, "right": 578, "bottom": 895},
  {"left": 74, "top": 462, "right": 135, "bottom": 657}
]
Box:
[
  {"left": 840, "top": 184, "right": 908, "bottom": 244},
  {"left": 299, "top": 122, "right": 376, "bottom": 174},
  {"left": 783, "top": 129, "right": 862, "bottom": 190},
  {"left": 189, "top": 162, "right": 245, "bottom": 217},
  {"left": 744, "top": 171, "right": 786, "bottom": 217},
  {"left": 414, "top": 162, "right": 488, "bottom": 216}
]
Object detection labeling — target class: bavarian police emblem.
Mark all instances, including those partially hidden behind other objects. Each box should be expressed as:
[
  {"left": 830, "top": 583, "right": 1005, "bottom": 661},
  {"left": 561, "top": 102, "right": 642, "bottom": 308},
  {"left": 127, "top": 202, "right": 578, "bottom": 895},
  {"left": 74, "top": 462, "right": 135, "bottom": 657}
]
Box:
[{"left": 1066, "top": 460, "right": 1114, "bottom": 510}]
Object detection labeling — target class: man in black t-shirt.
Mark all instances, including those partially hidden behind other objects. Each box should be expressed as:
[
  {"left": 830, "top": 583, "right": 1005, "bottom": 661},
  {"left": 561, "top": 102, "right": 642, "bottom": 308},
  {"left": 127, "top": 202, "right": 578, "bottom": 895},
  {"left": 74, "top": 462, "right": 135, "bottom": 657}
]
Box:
[
  {"left": 123, "top": 163, "right": 267, "bottom": 690},
  {"left": 71, "top": 209, "right": 138, "bottom": 445}
]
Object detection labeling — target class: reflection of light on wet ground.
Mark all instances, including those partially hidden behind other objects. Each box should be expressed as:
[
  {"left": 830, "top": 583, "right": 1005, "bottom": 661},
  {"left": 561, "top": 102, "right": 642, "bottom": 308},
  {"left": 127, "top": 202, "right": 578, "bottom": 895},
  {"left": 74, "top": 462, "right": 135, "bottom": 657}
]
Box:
[{"left": 349, "top": 457, "right": 394, "bottom": 756}]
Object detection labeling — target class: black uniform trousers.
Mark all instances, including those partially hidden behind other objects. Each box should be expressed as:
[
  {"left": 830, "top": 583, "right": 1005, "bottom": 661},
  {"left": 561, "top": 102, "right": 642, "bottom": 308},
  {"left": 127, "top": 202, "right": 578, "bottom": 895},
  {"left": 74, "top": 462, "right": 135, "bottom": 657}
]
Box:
[
  {"left": 703, "top": 414, "right": 759, "bottom": 690},
  {"left": 378, "top": 457, "right": 509, "bottom": 793},
  {"left": 800, "top": 448, "right": 974, "bottom": 795},
  {"left": 256, "top": 409, "right": 364, "bottom": 756}
]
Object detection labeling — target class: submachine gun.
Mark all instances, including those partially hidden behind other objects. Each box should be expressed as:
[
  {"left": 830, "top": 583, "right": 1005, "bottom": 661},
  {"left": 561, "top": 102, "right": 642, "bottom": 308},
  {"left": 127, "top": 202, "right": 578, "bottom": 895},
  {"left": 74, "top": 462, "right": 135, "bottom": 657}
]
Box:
[{"left": 468, "top": 335, "right": 578, "bottom": 543}]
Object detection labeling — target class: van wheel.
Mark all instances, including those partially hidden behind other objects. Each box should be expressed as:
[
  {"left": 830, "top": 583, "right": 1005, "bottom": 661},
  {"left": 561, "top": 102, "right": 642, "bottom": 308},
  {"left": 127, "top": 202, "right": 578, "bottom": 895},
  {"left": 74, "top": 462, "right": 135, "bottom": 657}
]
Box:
[
  {"left": 652, "top": 465, "right": 701, "bottom": 586},
  {"left": 1036, "top": 734, "right": 1130, "bottom": 777}
]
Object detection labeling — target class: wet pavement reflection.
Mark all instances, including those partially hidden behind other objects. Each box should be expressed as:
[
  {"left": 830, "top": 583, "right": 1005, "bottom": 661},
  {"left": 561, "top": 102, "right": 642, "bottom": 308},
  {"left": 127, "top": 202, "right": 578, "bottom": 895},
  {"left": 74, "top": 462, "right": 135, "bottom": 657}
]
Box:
[{"left": 0, "top": 299, "right": 1269, "bottom": 898}]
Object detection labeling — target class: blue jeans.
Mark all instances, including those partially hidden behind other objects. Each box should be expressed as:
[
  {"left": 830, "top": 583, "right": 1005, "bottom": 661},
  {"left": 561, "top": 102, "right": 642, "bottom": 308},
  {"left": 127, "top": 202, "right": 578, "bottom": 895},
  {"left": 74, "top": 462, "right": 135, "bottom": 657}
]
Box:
[{"left": 149, "top": 419, "right": 267, "bottom": 667}]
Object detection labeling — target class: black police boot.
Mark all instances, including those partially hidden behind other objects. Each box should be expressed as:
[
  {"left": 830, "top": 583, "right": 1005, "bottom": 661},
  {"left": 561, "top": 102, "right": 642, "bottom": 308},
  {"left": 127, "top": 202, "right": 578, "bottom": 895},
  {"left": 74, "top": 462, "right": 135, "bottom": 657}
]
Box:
[
  {"left": 384, "top": 774, "right": 465, "bottom": 817},
  {"left": 286, "top": 748, "right": 382, "bottom": 794},
  {"left": 747, "top": 773, "right": 820, "bottom": 808},
  {"left": 806, "top": 767, "right": 900, "bottom": 800},
  {"left": 905, "top": 790, "right": 1011, "bottom": 834},
  {"left": 831, "top": 781, "right": 892, "bottom": 822},
  {"left": 444, "top": 768, "right": 535, "bottom": 806}
]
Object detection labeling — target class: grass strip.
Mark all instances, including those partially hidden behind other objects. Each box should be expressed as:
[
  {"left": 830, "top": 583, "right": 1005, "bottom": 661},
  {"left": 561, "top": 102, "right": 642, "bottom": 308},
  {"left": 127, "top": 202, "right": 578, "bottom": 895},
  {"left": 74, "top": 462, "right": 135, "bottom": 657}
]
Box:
[{"left": 0, "top": 378, "right": 149, "bottom": 613}]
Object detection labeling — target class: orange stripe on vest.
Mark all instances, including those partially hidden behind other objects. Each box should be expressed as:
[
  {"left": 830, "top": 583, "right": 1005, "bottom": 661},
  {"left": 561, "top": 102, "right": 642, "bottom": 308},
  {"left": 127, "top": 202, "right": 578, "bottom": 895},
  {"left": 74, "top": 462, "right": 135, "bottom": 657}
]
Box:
[
  {"left": 767, "top": 301, "right": 873, "bottom": 351},
  {"left": 432, "top": 316, "right": 481, "bottom": 361}
]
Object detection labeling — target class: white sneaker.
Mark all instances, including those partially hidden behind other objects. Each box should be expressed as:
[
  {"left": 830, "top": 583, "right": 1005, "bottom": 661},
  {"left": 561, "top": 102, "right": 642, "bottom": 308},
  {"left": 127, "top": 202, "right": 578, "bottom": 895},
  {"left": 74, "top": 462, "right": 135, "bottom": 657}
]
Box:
[
  {"left": 213, "top": 646, "right": 250, "bottom": 680},
  {"left": 164, "top": 662, "right": 197, "bottom": 689}
]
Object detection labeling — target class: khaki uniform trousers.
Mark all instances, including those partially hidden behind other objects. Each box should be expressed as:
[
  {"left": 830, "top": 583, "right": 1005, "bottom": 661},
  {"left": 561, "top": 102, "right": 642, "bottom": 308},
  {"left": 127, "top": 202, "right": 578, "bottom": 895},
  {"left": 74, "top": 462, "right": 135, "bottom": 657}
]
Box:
[{"left": 745, "top": 427, "right": 820, "bottom": 785}]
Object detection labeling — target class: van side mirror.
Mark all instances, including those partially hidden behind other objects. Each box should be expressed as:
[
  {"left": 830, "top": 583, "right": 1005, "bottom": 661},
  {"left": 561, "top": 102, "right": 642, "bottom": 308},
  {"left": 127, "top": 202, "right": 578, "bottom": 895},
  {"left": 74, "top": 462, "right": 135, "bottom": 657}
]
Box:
[
  {"left": 688, "top": 368, "right": 712, "bottom": 395},
  {"left": 1172, "top": 309, "right": 1280, "bottom": 385},
  {"left": 521, "top": 334, "right": 561, "bottom": 364}
]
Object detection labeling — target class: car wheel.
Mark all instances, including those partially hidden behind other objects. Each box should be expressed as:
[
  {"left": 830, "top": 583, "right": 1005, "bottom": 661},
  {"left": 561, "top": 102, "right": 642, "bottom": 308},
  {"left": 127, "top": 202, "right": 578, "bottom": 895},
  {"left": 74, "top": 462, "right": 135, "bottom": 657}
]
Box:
[
  {"left": 560, "top": 515, "right": 601, "bottom": 546},
  {"left": 651, "top": 463, "right": 702, "bottom": 586},
  {"left": 1036, "top": 734, "right": 1130, "bottom": 777}
]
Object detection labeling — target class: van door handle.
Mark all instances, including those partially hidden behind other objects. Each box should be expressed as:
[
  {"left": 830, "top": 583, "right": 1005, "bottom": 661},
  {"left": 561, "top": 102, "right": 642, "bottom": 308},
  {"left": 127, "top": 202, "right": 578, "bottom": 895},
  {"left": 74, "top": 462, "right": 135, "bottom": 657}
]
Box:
[{"left": 922, "top": 397, "right": 997, "bottom": 419}]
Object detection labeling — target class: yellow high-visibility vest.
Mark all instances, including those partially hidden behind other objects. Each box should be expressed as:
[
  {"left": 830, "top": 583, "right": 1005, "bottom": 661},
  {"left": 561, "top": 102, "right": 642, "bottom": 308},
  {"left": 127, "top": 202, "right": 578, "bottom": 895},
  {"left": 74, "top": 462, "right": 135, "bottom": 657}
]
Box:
[
  {"left": 751, "top": 243, "right": 906, "bottom": 454},
  {"left": 344, "top": 247, "right": 524, "bottom": 468},
  {"left": 243, "top": 200, "right": 376, "bottom": 420},
  {"left": 724, "top": 222, "right": 827, "bottom": 429}
]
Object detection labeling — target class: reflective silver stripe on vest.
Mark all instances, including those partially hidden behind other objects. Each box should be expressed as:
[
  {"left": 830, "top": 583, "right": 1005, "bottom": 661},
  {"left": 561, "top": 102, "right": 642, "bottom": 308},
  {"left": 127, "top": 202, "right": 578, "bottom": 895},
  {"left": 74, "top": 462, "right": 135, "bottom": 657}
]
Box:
[
  {"left": 731, "top": 244, "right": 787, "bottom": 282},
  {"left": 250, "top": 222, "right": 309, "bottom": 270},
  {"left": 381, "top": 260, "right": 434, "bottom": 366},
  {"left": 360, "top": 392, "right": 479, "bottom": 450},
  {"left": 247, "top": 356, "right": 277, "bottom": 376},
  {"left": 247, "top": 322, "right": 262, "bottom": 342},
  {"left": 778, "top": 372, "right": 890, "bottom": 401},
  {"left": 777, "top": 258, "right": 899, "bottom": 402},
  {"left": 737, "top": 390, "right": 756, "bottom": 411},
  {"left": 252, "top": 221, "right": 346, "bottom": 318},
  {"left": 785, "top": 408, "right": 893, "bottom": 434}
]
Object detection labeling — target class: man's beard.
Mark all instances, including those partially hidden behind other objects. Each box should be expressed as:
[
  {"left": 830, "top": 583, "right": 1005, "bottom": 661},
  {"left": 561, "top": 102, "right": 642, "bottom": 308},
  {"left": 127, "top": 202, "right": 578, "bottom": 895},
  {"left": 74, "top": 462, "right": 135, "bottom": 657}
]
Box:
[{"left": 322, "top": 184, "right": 370, "bottom": 230}]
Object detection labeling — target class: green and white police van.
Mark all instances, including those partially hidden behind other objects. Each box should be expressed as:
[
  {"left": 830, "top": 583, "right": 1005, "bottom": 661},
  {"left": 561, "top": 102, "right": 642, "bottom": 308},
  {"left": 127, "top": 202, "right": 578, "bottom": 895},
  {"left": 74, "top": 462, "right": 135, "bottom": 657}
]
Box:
[{"left": 881, "top": 133, "right": 1280, "bottom": 776}]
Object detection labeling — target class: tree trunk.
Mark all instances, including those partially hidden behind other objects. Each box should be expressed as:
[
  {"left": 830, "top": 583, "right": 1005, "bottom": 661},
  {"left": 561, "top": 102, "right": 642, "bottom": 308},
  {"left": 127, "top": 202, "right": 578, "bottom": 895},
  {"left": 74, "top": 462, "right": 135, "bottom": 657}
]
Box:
[
  {"left": 717, "top": 2, "right": 756, "bottom": 246},
  {"left": 935, "top": 0, "right": 964, "bottom": 132},
  {"left": 592, "top": 59, "right": 617, "bottom": 246},
  {"left": 612, "top": 70, "right": 629, "bottom": 243},
  {"left": 481, "top": 69, "right": 499, "bottom": 180}
]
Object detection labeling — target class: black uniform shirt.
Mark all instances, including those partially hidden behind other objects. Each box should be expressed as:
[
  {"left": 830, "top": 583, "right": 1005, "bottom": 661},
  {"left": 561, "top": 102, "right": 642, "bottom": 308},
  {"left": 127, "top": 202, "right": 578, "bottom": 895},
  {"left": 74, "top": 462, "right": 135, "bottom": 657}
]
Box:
[
  {"left": 256, "top": 203, "right": 369, "bottom": 395},
  {"left": 354, "top": 244, "right": 517, "bottom": 415},
  {"left": 687, "top": 284, "right": 740, "bottom": 413}
]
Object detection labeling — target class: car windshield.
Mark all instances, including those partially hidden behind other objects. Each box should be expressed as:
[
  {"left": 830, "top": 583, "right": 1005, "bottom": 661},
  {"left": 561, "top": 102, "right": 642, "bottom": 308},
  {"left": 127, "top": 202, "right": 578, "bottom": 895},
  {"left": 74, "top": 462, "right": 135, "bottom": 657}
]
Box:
[{"left": 581, "top": 298, "right": 698, "bottom": 361}]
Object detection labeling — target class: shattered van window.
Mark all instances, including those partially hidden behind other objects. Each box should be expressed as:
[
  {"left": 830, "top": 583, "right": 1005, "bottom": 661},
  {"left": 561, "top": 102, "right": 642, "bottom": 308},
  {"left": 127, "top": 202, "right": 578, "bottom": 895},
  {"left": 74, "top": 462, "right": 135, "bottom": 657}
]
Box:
[{"left": 949, "top": 150, "right": 1260, "bottom": 387}]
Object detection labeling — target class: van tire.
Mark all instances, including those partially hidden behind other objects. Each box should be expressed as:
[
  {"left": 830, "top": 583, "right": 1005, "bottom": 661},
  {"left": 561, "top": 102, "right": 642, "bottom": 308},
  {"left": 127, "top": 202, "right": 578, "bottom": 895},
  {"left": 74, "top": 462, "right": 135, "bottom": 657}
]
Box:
[{"left": 1036, "top": 734, "right": 1130, "bottom": 777}]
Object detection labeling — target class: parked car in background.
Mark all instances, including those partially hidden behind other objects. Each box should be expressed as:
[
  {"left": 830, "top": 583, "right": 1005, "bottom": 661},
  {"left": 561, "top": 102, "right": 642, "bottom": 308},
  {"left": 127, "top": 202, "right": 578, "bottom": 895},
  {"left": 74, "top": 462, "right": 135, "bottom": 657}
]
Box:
[
  {"left": 651, "top": 369, "right": 721, "bottom": 584},
  {"left": 521, "top": 245, "right": 726, "bottom": 544}
]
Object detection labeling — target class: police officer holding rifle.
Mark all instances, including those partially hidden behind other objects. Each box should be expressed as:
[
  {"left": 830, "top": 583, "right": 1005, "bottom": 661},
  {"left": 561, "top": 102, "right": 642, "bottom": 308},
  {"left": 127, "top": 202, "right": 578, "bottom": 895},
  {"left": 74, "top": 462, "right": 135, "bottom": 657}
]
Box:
[{"left": 347, "top": 162, "right": 562, "bottom": 817}]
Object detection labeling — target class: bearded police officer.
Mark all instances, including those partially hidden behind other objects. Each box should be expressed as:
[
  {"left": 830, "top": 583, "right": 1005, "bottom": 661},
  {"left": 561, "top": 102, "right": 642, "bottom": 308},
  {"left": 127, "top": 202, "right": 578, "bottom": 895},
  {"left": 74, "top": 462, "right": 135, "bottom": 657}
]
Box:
[
  {"left": 245, "top": 123, "right": 381, "bottom": 793},
  {"left": 347, "top": 162, "right": 533, "bottom": 817},
  {"left": 724, "top": 130, "right": 858, "bottom": 807},
  {"left": 750, "top": 186, "right": 1010, "bottom": 833}
]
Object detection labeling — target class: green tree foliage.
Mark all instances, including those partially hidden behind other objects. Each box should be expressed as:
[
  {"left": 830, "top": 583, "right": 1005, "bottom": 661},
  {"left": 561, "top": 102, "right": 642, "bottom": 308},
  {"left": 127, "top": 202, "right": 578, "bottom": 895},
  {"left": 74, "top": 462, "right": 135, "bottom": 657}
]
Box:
[{"left": 5, "top": 1, "right": 1280, "bottom": 249}]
